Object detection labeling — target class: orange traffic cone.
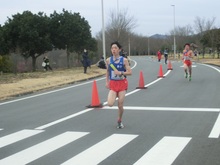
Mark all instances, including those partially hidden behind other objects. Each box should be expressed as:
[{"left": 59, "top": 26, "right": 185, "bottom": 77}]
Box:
[
  {"left": 158, "top": 64, "right": 165, "bottom": 78},
  {"left": 136, "top": 71, "right": 147, "bottom": 89},
  {"left": 87, "top": 80, "right": 102, "bottom": 108},
  {"left": 167, "top": 60, "right": 173, "bottom": 70}
]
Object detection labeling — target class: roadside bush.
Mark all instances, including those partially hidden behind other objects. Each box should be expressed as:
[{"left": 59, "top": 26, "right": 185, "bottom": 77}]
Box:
[{"left": 0, "top": 55, "right": 12, "bottom": 73}]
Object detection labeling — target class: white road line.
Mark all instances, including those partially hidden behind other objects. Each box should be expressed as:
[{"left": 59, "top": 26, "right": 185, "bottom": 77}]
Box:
[
  {"left": 199, "top": 63, "right": 220, "bottom": 73},
  {"left": 134, "top": 136, "right": 191, "bottom": 165},
  {"left": 35, "top": 108, "right": 93, "bottom": 130},
  {"left": 103, "top": 106, "right": 220, "bottom": 112},
  {"left": 180, "top": 65, "right": 197, "bottom": 67},
  {"left": 35, "top": 68, "right": 171, "bottom": 130},
  {"left": 209, "top": 113, "right": 220, "bottom": 138},
  {"left": 61, "top": 134, "right": 138, "bottom": 165},
  {"left": 0, "top": 128, "right": 3, "bottom": 131},
  {"left": 0, "top": 129, "right": 44, "bottom": 148},
  {"left": 0, "top": 131, "right": 89, "bottom": 165}
]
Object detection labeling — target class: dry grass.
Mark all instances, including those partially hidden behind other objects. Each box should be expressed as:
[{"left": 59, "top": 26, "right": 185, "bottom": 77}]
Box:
[
  {"left": 0, "top": 65, "right": 106, "bottom": 101},
  {"left": 197, "top": 58, "right": 220, "bottom": 66}
]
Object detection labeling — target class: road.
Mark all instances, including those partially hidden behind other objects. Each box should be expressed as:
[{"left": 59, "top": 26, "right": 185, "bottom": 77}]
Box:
[{"left": 0, "top": 56, "right": 219, "bottom": 165}]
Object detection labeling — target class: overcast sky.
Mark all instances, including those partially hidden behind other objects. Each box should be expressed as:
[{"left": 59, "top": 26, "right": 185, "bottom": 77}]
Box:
[{"left": 0, "top": 0, "right": 219, "bottom": 37}]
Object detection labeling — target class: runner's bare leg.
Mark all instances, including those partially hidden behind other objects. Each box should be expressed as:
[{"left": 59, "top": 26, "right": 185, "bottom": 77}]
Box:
[
  {"left": 189, "top": 65, "right": 192, "bottom": 76},
  {"left": 117, "top": 90, "right": 126, "bottom": 122},
  {"left": 107, "top": 90, "right": 117, "bottom": 107},
  {"left": 184, "top": 63, "right": 188, "bottom": 74}
]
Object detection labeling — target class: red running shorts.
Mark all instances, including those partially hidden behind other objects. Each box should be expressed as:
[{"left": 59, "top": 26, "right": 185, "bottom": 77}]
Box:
[
  {"left": 184, "top": 60, "right": 192, "bottom": 67},
  {"left": 109, "top": 79, "right": 128, "bottom": 93}
]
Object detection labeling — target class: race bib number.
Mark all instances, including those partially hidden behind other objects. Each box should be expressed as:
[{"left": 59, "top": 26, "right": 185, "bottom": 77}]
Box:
[
  {"left": 111, "top": 71, "right": 123, "bottom": 80},
  {"left": 183, "top": 56, "right": 190, "bottom": 60}
]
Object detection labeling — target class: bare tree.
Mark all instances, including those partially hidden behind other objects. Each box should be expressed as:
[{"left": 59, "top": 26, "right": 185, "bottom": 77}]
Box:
[
  {"left": 107, "top": 9, "right": 136, "bottom": 39},
  {"left": 194, "top": 16, "right": 216, "bottom": 34},
  {"left": 106, "top": 9, "right": 137, "bottom": 50},
  {"left": 96, "top": 9, "right": 137, "bottom": 57},
  {"left": 174, "top": 25, "right": 194, "bottom": 36},
  {"left": 167, "top": 24, "right": 194, "bottom": 55},
  {"left": 194, "top": 17, "right": 216, "bottom": 58}
]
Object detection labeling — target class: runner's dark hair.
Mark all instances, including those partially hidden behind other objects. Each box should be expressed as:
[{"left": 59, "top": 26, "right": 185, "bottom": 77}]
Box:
[
  {"left": 184, "top": 43, "right": 190, "bottom": 47},
  {"left": 111, "top": 41, "right": 122, "bottom": 49}
]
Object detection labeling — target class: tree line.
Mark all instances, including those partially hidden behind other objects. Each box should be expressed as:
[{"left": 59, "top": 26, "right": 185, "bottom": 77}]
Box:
[{"left": 0, "top": 9, "right": 96, "bottom": 72}]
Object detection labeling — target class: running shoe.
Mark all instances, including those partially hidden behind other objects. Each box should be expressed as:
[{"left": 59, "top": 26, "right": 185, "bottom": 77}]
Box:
[
  {"left": 185, "top": 72, "right": 188, "bottom": 78},
  {"left": 117, "top": 121, "right": 124, "bottom": 129},
  {"left": 189, "top": 75, "right": 192, "bottom": 81}
]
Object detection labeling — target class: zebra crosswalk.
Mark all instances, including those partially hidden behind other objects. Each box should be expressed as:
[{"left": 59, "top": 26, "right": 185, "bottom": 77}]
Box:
[
  {"left": 0, "top": 129, "right": 191, "bottom": 165},
  {"left": 61, "top": 134, "right": 138, "bottom": 165}
]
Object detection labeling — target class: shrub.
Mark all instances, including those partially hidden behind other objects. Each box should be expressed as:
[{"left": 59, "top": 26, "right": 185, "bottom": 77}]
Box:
[{"left": 0, "top": 55, "right": 12, "bottom": 73}]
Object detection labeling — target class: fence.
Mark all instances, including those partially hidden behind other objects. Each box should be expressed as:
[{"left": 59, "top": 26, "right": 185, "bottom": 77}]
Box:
[{"left": 7, "top": 49, "right": 99, "bottom": 73}]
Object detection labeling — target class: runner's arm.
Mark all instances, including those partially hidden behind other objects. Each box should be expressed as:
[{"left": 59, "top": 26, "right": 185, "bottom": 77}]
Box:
[
  {"left": 123, "top": 58, "right": 132, "bottom": 76},
  {"left": 189, "top": 50, "right": 194, "bottom": 58},
  {"left": 182, "top": 50, "right": 186, "bottom": 62},
  {"left": 105, "top": 58, "right": 110, "bottom": 88}
]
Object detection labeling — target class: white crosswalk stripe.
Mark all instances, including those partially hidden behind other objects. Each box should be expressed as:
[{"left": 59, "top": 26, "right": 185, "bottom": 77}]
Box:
[
  {"left": 0, "top": 131, "right": 89, "bottom": 165},
  {"left": 134, "top": 136, "right": 191, "bottom": 165},
  {"left": 0, "top": 129, "right": 192, "bottom": 165},
  {"left": 0, "top": 129, "right": 44, "bottom": 148},
  {"left": 209, "top": 112, "right": 220, "bottom": 138},
  {"left": 61, "top": 134, "right": 138, "bottom": 165}
]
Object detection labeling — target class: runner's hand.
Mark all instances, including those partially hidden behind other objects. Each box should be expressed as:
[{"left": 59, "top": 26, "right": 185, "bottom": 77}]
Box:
[
  {"left": 114, "top": 70, "right": 121, "bottom": 76},
  {"left": 105, "top": 82, "right": 109, "bottom": 89}
]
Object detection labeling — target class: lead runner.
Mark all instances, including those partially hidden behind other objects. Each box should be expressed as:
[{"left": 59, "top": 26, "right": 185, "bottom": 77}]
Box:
[{"left": 105, "top": 41, "right": 132, "bottom": 128}]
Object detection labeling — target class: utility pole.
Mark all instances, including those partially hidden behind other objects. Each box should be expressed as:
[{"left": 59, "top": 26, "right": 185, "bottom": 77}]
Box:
[
  {"left": 101, "top": 0, "right": 106, "bottom": 60},
  {"left": 171, "top": 5, "right": 176, "bottom": 59},
  {"left": 117, "top": 0, "right": 120, "bottom": 40},
  {"left": 148, "top": 37, "right": 150, "bottom": 55}
]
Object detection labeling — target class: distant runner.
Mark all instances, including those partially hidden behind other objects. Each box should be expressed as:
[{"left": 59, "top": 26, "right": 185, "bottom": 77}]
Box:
[{"left": 182, "top": 43, "right": 193, "bottom": 81}]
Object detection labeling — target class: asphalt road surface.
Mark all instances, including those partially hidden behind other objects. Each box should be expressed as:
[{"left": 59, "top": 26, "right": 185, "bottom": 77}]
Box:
[{"left": 0, "top": 56, "right": 219, "bottom": 165}]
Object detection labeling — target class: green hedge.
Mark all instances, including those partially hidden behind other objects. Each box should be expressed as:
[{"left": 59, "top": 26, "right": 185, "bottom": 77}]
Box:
[{"left": 0, "top": 55, "right": 12, "bottom": 73}]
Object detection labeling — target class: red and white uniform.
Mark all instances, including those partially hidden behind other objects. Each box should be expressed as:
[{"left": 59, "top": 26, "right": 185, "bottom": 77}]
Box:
[{"left": 183, "top": 51, "right": 192, "bottom": 66}]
